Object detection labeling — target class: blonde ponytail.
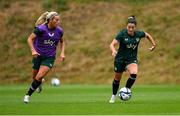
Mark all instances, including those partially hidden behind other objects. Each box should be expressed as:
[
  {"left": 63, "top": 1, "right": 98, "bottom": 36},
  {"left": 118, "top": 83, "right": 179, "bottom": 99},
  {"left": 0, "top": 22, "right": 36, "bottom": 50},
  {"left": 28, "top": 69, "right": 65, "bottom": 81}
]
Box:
[{"left": 35, "top": 11, "right": 49, "bottom": 26}]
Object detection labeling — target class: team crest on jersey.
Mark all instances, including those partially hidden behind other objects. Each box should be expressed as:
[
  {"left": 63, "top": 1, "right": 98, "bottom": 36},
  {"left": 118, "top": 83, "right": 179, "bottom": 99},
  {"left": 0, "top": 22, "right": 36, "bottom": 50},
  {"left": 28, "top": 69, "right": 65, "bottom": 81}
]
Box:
[
  {"left": 48, "top": 33, "right": 54, "bottom": 37},
  {"left": 136, "top": 38, "right": 140, "bottom": 42}
]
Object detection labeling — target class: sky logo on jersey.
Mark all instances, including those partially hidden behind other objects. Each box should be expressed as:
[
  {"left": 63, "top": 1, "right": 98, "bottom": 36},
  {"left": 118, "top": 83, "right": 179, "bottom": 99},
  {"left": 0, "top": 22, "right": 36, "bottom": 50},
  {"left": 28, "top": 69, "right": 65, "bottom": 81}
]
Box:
[
  {"left": 127, "top": 44, "right": 137, "bottom": 49},
  {"left": 44, "top": 39, "right": 55, "bottom": 46}
]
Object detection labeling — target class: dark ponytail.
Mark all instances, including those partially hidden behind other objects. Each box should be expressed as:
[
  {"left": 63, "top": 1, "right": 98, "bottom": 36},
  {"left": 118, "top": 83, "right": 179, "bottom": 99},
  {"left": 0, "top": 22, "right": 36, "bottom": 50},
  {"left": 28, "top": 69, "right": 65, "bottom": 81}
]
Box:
[{"left": 127, "top": 15, "right": 137, "bottom": 25}]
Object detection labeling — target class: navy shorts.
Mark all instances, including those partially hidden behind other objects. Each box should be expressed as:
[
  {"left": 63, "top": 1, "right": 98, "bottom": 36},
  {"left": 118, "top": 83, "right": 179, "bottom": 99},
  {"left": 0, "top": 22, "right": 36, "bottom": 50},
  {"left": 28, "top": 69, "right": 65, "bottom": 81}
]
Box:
[
  {"left": 32, "top": 56, "right": 55, "bottom": 70},
  {"left": 114, "top": 59, "right": 138, "bottom": 73}
]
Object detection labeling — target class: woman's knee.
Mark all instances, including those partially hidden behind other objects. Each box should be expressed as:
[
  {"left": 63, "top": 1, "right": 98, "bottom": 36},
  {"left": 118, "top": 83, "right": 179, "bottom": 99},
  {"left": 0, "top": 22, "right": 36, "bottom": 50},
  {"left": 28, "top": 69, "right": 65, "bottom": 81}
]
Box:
[
  {"left": 129, "top": 70, "right": 138, "bottom": 75},
  {"left": 127, "top": 64, "right": 138, "bottom": 74},
  {"left": 35, "top": 72, "right": 45, "bottom": 81},
  {"left": 35, "top": 76, "right": 43, "bottom": 81},
  {"left": 35, "top": 66, "right": 50, "bottom": 81}
]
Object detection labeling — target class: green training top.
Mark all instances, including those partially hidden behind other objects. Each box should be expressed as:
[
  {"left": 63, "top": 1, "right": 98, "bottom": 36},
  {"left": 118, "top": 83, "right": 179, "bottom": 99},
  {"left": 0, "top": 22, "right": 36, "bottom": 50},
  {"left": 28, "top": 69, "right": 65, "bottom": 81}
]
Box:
[{"left": 115, "top": 29, "right": 145, "bottom": 62}]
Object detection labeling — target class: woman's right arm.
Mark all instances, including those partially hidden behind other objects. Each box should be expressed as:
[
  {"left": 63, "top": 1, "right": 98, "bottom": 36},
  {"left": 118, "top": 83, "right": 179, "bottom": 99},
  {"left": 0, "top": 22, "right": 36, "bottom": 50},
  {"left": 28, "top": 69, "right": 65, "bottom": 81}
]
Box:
[
  {"left": 27, "top": 33, "right": 40, "bottom": 57},
  {"left": 110, "top": 39, "right": 119, "bottom": 57}
]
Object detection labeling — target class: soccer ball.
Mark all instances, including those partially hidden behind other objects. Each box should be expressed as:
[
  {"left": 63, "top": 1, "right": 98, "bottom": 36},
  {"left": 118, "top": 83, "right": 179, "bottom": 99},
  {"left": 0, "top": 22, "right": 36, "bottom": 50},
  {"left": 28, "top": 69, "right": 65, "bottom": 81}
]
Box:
[
  {"left": 118, "top": 87, "right": 132, "bottom": 101},
  {"left": 51, "top": 78, "right": 60, "bottom": 86}
]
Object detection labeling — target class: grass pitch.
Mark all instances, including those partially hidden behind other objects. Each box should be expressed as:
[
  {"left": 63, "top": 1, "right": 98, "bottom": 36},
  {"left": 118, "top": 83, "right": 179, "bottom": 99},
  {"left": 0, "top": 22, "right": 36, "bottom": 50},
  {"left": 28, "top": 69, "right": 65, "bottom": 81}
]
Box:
[{"left": 0, "top": 84, "right": 180, "bottom": 115}]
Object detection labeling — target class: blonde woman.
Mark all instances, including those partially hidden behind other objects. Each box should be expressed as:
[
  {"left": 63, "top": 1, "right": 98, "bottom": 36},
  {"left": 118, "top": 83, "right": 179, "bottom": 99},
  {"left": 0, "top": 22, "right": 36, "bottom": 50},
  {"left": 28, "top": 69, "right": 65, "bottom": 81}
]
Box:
[{"left": 24, "top": 11, "right": 65, "bottom": 103}]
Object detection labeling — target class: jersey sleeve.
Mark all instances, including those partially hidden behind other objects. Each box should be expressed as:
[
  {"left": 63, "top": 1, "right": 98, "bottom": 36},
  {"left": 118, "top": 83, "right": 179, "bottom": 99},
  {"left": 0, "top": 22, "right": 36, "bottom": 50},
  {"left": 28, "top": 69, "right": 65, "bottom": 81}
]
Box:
[
  {"left": 115, "top": 31, "right": 123, "bottom": 43},
  {"left": 33, "top": 26, "right": 43, "bottom": 36},
  {"left": 60, "top": 30, "right": 63, "bottom": 38},
  {"left": 59, "top": 32, "right": 64, "bottom": 43},
  {"left": 57, "top": 26, "right": 64, "bottom": 38},
  {"left": 138, "top": 31, "right": 146, "bottom": 38}
]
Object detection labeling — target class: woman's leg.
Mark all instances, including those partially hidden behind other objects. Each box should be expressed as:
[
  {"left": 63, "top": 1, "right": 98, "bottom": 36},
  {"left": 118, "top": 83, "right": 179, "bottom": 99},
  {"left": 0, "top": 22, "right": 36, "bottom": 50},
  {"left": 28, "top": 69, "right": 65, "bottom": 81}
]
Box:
[
  {"left": 34, "top": 66, "right": 50, "bottom": 81},
  {"left": 32, "top": 69, "right": 45, "bottom": 93},
  {"left": 125, "top": 63, "right": 138, "bottom": 89},
  {"left": 32, "top": 69, "right": 39, "bottom": 80},
  {"left": 109, "top": 72, "right": 123, "bottom": 103},
  {"left": 112, "top": 72, "right": 123, "bottom": 95},
  {"left": 24, "top": 66, "right": 51, "bottom": 103}
]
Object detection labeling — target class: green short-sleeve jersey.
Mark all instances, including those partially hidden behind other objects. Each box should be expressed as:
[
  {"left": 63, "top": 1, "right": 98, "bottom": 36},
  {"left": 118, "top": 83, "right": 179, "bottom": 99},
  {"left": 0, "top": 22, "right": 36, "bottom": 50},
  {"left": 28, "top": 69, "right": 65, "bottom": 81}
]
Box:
[{"left": 115, "top": 29, "right": 145, "bottom": 62}]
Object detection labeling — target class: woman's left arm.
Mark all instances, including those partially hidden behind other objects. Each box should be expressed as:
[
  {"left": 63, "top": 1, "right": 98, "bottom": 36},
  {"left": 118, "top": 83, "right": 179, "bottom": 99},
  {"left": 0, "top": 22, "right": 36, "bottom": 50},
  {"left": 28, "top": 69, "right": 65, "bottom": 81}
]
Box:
[
  {"left": 145, "top": 32, "right": 156, "bottom": 51},
  {"left": 59, "top": 38, "right": 65, "bottom": 61}
]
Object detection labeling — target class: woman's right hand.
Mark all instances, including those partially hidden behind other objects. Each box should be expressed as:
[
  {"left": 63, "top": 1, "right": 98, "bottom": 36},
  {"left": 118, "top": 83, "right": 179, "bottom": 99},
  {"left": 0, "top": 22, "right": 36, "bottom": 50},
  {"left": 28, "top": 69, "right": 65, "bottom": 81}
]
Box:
[
  {"left": 32, "top": 50, "right": 40, "bottom": 58},
  {"left": 110, "top": 39, "right": 118, "bottom": 58},
  {"left": 112, "top": 50, "right": 117, "bottom": 57}
]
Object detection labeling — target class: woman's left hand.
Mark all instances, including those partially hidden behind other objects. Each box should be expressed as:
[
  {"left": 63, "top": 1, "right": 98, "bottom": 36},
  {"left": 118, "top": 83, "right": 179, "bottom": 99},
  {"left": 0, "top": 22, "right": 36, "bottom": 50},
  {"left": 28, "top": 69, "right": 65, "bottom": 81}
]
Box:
[
  {"left": 59, "top": 53, "right": 65, "bottom": 62},
  {"left": 148, "top": 45, "right": 156, "bottom": 51}
]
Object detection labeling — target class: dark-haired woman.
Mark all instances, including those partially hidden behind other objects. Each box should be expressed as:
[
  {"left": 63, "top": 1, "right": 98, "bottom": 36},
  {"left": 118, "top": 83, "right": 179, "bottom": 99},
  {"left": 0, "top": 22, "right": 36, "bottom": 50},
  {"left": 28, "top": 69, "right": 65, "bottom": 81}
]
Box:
[{"left": 109, "top": 16, "right": 156, "bottom": 103}]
